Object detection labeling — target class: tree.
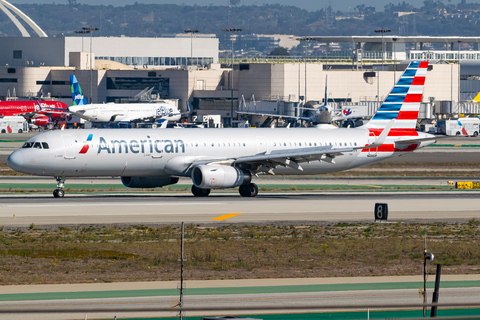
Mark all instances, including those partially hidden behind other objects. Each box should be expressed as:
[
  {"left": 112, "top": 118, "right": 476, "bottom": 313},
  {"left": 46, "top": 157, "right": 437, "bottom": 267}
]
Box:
[
  {"left": 268, "top": 46, "right": 290, "bottom": 56},
  {"left": 230, "top": 0, "right": 240, "bottom": 6}
]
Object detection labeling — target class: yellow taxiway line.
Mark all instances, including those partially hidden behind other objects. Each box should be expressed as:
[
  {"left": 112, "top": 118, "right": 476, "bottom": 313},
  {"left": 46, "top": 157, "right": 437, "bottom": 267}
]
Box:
[{"left": 211, "top": 213, "right": 242, "bottom": 221}]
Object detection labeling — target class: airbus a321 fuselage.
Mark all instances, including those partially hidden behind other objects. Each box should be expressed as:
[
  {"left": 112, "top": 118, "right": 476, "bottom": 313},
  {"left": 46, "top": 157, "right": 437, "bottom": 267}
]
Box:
[{"left": 8, "top": 61, "right": 436, "bottom": 198}]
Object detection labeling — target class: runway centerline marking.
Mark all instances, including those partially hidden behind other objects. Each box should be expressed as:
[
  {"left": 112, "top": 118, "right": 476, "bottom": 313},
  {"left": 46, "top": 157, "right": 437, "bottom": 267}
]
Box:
[{"left": 212, "top": 213, "right": 243, "bottom": 221}]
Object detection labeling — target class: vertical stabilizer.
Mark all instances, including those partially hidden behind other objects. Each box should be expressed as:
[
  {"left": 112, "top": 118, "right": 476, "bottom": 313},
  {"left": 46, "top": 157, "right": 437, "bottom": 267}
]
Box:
[
  {"left": 367, "top": 61, "right": 428, "bottom": 131},
  {"left": 70, "top": 75, "right": 89, "bottom": 106}
]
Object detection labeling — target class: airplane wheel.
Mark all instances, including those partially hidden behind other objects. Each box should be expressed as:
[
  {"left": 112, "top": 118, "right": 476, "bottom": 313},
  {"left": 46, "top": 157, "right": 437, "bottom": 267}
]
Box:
[
  {"left": 191, "top": 185, "right": 210, "bottom": 197},
  {"left": 53, "top": 189, "right": 65, "bottom": 198},
  {"left": 239, "top": 183, "right": 258, "bottom": 197}
]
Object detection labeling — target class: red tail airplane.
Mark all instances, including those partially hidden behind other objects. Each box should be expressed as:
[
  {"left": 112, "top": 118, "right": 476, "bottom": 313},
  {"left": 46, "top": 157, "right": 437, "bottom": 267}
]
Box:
[{"left": 0, "top": 100, "right": 68, "bottom": 126}]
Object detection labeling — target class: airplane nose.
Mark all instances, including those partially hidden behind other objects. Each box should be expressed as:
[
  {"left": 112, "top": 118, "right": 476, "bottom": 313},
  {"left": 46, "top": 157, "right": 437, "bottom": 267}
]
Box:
[{"left": 7, "top": 151, "right": 24, "bottom": 172}]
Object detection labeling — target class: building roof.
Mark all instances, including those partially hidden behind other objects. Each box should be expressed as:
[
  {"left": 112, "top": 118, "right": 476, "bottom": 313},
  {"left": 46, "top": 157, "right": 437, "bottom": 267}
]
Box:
[{"left": 298, "top": 36, "right": 480, "bottom": 44}]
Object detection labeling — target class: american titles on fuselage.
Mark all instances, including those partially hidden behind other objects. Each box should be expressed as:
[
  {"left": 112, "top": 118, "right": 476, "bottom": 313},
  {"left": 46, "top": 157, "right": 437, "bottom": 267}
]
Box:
[{"left": 89, "top": 136, "right": 186, "bottom": 155}]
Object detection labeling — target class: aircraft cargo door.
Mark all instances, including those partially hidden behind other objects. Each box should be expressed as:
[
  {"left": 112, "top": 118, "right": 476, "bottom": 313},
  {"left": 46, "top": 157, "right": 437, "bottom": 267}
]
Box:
[{"left": 61, "top": 134, "right": 76, "bottom": 159}]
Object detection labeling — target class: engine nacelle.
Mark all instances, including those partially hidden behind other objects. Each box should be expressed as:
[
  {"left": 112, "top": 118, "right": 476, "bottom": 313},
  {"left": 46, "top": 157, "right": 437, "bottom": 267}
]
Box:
[
  {"left": 192, "top": 165, "right": 251, "bottom": 189},
  {"left": 32, "top": 116, "right": 51, "bottom": 126},
  {"left": 121, "top": 176, "right": 179, "bottom": 188}
]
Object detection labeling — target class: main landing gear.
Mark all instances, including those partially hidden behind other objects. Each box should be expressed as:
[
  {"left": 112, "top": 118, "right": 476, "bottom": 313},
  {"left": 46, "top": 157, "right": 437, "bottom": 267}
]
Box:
[
  {"left": 191, "top": 185, "right": 211, "bottom": 197},
  {"left": 190, "top": 183, "right": 259, "bottom": 197},
  {"left": 239, "top": 183, "right": 258, "bottom": 197},
  {"left": 53, "top": 176, "right": 66, "bottom": 198}
]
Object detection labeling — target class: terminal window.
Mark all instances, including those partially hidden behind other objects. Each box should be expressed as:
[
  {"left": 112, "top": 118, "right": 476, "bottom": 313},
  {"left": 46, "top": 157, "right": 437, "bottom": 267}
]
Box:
[{"left": 13, "top": 50, "right": 22, "bottom": 59}]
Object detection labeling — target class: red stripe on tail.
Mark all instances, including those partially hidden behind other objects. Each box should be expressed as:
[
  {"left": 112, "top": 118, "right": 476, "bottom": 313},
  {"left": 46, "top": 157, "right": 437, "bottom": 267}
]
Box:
[
  {"left": 411, "top": 77, "right": 425, "bottom": 86},
  {"left": 419, "top": 61, "right": 429, "bottom": 68},
  {"left": 404, "top": 94, "right": 423, "bottom": 103},
  {"left": 368, "top": 128, "right": 419, "bottom": 137},
  {"left": 397, "top": 111, "right": 419, "bottom": 120}
]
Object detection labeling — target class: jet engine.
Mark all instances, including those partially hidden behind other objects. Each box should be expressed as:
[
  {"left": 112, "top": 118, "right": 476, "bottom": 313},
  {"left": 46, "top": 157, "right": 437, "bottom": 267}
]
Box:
[
  {"left": 121, "top": 176, "right": 179, "bottom": 188},
  {"left": 192, "top": 165, "right": 251, "bottom": 189},
  {"left": 32, "top": 116, "right": 51, "bottom": 126}
]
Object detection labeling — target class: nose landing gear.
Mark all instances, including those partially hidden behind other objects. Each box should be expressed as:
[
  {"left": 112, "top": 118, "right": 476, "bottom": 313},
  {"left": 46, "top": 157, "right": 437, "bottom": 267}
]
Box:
[{"left": 53, "top": 176, "right": 66, "bottom": 198}]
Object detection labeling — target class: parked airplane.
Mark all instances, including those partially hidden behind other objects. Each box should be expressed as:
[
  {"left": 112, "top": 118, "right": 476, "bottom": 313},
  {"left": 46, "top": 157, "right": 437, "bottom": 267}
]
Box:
[
  {"left": 68, "top": 75, "right": 183, "bottom": 123},
  {"left": 0, "top": 100, "right": 68, "bottom": 126},
  {"left": 237, "top": 76, "right": 370, "bottom": 125},
  {"left": 8, "top": 61, "right": 436, "bottom": 198}
]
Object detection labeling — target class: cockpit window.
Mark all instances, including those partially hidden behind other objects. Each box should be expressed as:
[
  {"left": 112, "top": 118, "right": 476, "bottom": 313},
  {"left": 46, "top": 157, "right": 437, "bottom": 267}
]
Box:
[
  {"left": 41, "top": 142, "right": 49, "bottom": 149},
  {"left": 33, "top": 142, "right": 42, "bottom": 149},
  {"left": 22, "top": 142, "right": 34, "bottom": 148}
]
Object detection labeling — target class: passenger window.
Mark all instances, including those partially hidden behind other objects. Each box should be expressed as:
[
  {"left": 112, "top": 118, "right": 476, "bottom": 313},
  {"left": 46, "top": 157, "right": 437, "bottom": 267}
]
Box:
[
  {"left": 354, "top": 142, "right": 357, "bottom": 146},
  {"left": 211, "top": 143, "right": 214, "bottom": 147},
  {"left": 243, "top": 143, "right": 246, "bottom": 146},
  {"left": 22, "top": 142, "right": 34, "bottom": 148},
  {"left": 273, "top": 142, "right": 276, "bottom": 146},
  {"left": 309, "top": 142, "right": 312, "bottom": 146},
  {"left": 33, "top": 142, "right": 42, "bottom": 149},
  {"left": 299, "top": 142, "right": 302, "bottom": 146},
  {"left": 42, "top": 142, "right": 49, "bottom": 149},
  {"left": 314, "top": 142, "right": 317, "bottom": 146}
]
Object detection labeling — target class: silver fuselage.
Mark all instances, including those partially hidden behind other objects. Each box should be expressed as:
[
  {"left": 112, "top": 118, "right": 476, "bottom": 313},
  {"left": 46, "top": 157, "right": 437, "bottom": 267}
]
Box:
[{"left": 7, "top": 125, "right": 433, "bottom": 179}]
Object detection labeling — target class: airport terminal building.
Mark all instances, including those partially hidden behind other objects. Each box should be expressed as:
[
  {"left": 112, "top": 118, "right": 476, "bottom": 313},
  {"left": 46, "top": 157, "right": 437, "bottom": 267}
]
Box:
[{"left": 0, "top": 36, "right": 219, "bottom": 69}]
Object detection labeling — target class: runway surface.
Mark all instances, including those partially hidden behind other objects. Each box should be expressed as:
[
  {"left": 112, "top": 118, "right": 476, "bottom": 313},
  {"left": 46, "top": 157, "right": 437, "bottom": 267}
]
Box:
[{"left": 1, "top": 191, "right": 480, "bottom": 227}]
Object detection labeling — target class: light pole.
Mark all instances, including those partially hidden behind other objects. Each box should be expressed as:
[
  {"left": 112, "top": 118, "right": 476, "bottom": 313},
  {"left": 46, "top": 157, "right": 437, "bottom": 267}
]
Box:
[
  {"left": 374, "top": 29, "right": 391, "bottom": 101},
  {"left": 82, "top": 26, "right": 99, "bottom": 104},
  {"left": 392, "top": 37, "right": 397, "bottom": 86},
  {"left": 184, "top": 29, "right": 199, "bottom": 67},
  {"left": 75, "top": 30, "right": 90, "bottom": 52},
  {"left": 458, "top": 40, "right": 461, "bottom": 106},
  {"left": 222, "top": 28, "right": 243, "bottom": 127}
]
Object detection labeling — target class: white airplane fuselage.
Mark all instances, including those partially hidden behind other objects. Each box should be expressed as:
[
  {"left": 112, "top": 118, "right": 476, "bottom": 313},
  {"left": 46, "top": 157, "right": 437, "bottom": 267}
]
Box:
[
  {"left": 8, "top": 126, "right": 433, "bottom": 178},
  {"left": 69, "top": 103, "right": 181, "bottom": 123}
]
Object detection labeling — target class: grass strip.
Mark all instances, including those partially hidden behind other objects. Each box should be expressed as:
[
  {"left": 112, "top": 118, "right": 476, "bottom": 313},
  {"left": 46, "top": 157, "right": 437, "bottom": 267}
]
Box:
[
  {"left": 1, "top": 222, "right": 480, "bottom": 286},
  {"left": 111, "top": 309, "right": 480, "bottom": 320},
  {"left": 1, "top": 280, "right": 480, "bottom": 302}
]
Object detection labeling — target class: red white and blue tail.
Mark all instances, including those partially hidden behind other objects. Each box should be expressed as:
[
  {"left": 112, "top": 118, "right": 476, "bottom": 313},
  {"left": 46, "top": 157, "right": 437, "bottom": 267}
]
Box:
[{"left": 367, "top": 61, "right": 428, "bottom": 134}]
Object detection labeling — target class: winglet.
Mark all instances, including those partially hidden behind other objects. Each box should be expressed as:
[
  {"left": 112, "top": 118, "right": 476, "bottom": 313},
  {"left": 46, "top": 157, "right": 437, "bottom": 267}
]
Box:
[
  {"left": 357, "top": 119, "right": 394, "bottom": 150},
  {"left": 159, "top": 119, "right": 168, "bottom": 129},
  {"left": 369, "top": 119, "right": 394, "bottom": 148},
  {"left": 186, "top": 101, "right": 190, "bottom": 113}
]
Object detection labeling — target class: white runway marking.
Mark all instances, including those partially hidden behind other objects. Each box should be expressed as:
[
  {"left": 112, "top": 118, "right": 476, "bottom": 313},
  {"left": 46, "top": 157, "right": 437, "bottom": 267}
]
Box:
[{"left": 2, "top": 202, "right": 225, "bottom": 208}]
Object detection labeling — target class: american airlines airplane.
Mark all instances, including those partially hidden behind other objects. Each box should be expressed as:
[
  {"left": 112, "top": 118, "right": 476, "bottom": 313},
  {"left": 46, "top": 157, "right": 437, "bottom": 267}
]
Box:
[
  {"left": 8, "top": 61, "right": 436, "bottom": 198},
  {"left": 68, "top": 75, "right": 183, "bottom": 124}
]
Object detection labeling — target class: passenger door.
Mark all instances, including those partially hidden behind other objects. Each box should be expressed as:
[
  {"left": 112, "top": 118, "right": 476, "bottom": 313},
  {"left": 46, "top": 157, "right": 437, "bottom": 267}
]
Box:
[{"left": 61, "top": 134, "right": 76, "bottom": 159}]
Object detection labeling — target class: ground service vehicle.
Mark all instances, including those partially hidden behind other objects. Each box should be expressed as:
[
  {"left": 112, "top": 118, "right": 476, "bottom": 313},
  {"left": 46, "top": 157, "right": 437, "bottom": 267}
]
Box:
[
  {"left": 437, "top": 118, "right": 480, "bottom": 136},
  {"left": 0, "top": 116, "right": 28, "bottom": 133}
]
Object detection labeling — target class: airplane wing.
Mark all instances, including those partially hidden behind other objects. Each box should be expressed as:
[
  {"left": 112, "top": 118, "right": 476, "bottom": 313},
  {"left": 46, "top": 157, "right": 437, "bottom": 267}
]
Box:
[
  {"left": 183, "top": 121, "right": 394, "bottom": 175},
  {"left": 236, "top": 111, "right": 310, "bottom": 121}
]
